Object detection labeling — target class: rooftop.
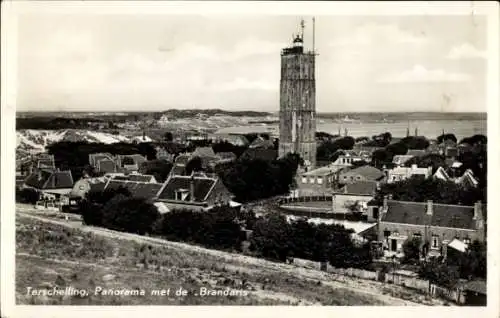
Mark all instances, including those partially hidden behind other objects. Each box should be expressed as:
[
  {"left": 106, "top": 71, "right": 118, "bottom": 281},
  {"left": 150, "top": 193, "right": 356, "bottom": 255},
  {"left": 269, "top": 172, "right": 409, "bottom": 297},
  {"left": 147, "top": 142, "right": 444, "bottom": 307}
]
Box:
[
  {"left": 341, "top": 166, "right": 384, "bottom": 180},
  {"left": 382, "top": 200, "right": 482, "bottom": 230},
  {"left": 104, "top": 180, "right": 163, "bottom": 200},
  {"left": 157, "top": 175, "right": 217, "bottom": 202},
  {"left": 337, "top": 181, "right": 378, "bottom": 196}
]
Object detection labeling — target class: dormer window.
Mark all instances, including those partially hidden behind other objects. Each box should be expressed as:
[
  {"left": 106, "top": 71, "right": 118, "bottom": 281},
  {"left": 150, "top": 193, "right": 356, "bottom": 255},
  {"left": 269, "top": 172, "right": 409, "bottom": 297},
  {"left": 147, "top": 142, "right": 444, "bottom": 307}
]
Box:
[{"left": 175, "top": 189, "right": 190, "bottom": 201}]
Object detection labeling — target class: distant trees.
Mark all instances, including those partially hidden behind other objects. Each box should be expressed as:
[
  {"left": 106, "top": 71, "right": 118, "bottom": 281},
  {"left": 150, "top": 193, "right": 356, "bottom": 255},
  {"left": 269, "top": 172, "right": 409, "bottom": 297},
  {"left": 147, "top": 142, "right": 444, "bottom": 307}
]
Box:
[
  {"left": 139, "top": 160, "right": 173, "bottom": 182},
  {"left": 459, "top": 134, "right": 487, "bottom": 145},
  {"left": 363, "top": 132, "right": 392, "bottom": 147},
  {"left": 437, "top": 133, "right": 457, "bottom": 144},
  {"left": 419, "top": 260, "right": 460, "bottom": 289},
  {"left": 250, "top": 213, "right": 292, "bottom": 261},
  {"left": 211, "top": 141, "right": 247, "bottom": 158},
  {"left": 316, "top": 137, "right": 355, "bottom": 162},
  {"left": 400, "top": 136, "right": 429, "bottom": 150}
]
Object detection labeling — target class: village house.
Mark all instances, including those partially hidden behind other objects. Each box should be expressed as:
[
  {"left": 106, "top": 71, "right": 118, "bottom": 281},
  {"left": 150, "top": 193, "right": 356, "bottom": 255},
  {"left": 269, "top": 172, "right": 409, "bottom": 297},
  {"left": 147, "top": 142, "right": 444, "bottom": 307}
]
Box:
[
  {"left": 248, "top": 136, "right": 275, "bottom": 149},
  {"left": 332, "top": 151, "right": 365, "bottom": 166},
  {"left": 375, "top": 197, "right": 485, "bottom": 258},
  {"left": 392, "top": 155, "right": 414, "bottom": 167},
  {"left": 117, "top": 154, "right": 148, "bottom": 172},
  {"left": 211, "top": 134, "right": 249, "bottom": 147},
  {"left": 332, "top": 181, "right": 378, "bottom": 215},
  {"left": 155, "top": 172, "right": 234, "bottom": 212},
  {"left": 215, "top": 152, "right": 237, "bottom": 164},
  {"left": 295, "top": 165, "right": 346, "bottom": 196},
  {"left": 385, "top": 164, "right": 433, "bottom": 184},
  {"left": 89, "top": 153, "right": 120, "bottom": 174},
  {"left": 433, "top": 167, "right": 479, "bottom": 188},
  {"left": 338, "top": 165, "right": 385, "bottom": 185},
  {"left": 155, "top": 146, "right": 175, "bottom": 161},
  {"left": 19, "top": 153, "right": 56, "bottom": 176},
  {"left": 23, "top": 168, "right": 74, "bottom": 201},
  {"left": 169, "top": 153, "right": 192, "bottom": 176}
]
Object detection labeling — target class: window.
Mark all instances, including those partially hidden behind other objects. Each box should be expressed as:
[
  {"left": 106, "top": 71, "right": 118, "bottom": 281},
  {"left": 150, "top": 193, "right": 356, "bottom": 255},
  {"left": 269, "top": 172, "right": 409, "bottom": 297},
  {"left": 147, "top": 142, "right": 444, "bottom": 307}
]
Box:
[
  {"left": 413, "top": 233, "right": 422, "bottom": 240},
  {"left": 383, "top": 230, "right": 391, "bottom": 237},
  {"left": 302, "top": 177, "right": 307, "bottom": 184},
  {"left": 372, "top": 207, "right": 379, "bottom": 219},
  {"left": 309, "top": 177, "right": 315, "bottom": 184},
  {"left": 317, "top": 177, "right": 323, "bottom": 184},
  {"left": 431, "top": 235, "right": 439, "bottom": 249},
  {"left": 464, "top": 238, "right": 471, "bottom": 245}
]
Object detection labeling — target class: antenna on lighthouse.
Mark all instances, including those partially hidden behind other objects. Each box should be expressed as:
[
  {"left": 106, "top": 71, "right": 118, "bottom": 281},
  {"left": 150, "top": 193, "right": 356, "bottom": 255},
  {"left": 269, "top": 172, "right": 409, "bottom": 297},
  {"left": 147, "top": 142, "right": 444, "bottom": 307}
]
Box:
[
  {"left": 300, "top": 18, "right": 305, "bottom": 40},
  {"left": 312, "top": 17, "right": 316, "bottom": 54}
]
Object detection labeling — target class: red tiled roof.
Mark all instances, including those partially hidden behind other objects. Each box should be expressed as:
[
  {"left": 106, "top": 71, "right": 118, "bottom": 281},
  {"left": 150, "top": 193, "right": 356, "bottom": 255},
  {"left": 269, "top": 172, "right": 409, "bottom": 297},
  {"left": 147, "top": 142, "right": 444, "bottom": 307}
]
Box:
[
  {"left": 104, "top": 180, "right": 163, "bottom": 200},
  {"left": 338, "top": 181, "right": 377, "bottom": 196},
  {"left": 25, "top": 169, "right": 73, "bottom": 189},
  {"left": 157, "top": 175, "right": 216, "bottom": 202},
  {"left": 341, "top": 166, "right": 384, "bottom": 181},
  {"left": 382, "top": 200, "right": 479, "bottom": 230}
]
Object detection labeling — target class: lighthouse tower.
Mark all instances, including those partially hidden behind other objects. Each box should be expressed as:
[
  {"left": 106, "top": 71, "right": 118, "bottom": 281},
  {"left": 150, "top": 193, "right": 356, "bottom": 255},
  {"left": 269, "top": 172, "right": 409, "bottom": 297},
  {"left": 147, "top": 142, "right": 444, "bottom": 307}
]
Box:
[{"left": 278, "top": 18, "right": 317, "bottom": 169}]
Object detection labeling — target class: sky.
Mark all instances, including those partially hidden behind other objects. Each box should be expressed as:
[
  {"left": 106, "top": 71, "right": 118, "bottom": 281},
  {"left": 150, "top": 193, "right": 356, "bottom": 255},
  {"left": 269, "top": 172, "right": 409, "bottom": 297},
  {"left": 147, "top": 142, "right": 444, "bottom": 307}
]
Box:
[{"left": 16, "top": 14, "right": 488, "bottom": 113}]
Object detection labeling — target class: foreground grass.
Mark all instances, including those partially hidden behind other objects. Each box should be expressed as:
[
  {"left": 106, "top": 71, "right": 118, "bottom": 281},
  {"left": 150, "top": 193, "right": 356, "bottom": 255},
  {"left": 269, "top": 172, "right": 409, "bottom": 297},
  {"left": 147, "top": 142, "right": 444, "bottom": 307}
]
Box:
[{"left": 16, "top": 214, "right": 410, "bottom": 305}]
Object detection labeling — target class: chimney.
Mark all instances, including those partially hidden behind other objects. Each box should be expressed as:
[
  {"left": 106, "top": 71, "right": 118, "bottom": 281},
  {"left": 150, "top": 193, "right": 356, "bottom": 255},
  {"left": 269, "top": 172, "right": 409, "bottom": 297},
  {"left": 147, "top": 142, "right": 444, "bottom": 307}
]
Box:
[
  {"left": 426, "top": 200, "right": 433, "bottom": 216},
  {"left": 189, "top": 175, "right": 195, "bottom": 202},
  {"left": 383, "top": 195, "right": 388, "bottom": 211},
  {"left": 376, "top": 181, "right": 381, "bottom": 191},
  {"left": 473, "top": 201, "right": 482, "bottom": 220},
  {"left": 411, "top": 164, "right": 417, "bottom": 170}
]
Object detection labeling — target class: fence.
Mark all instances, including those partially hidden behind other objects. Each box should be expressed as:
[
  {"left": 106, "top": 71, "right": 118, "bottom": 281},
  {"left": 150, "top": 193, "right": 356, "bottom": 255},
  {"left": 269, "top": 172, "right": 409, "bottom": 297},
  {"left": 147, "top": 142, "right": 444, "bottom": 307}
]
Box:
[
  {"left": 288, "top": 257, "right": 464, "bottom": 304},
  {"left": 326, "top": 265, "right": 378, "bottom": 281},
  {"left": 385, "top": 272, "right": 430, "bottom": 293},
  {"left": 279, "top": 195, "right": 333, "bottom": 205},
  {"left": 430, "top": 284, "right": 464, "bottom": 304}
]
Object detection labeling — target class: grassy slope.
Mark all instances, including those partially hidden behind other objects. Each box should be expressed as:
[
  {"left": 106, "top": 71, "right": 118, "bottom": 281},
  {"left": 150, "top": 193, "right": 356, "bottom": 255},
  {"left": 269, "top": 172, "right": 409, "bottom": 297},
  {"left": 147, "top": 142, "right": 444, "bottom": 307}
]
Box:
[{"left": 15, "top": 215, "right": 397, "bottom": 306}]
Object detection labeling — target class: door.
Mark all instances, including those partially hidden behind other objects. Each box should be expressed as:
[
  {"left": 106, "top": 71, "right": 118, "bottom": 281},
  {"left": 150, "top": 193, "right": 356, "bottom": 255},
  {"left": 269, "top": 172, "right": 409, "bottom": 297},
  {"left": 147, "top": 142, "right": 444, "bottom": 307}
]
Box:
[{"left": 391, "top": 239, "right": 397, "bottom": 251}]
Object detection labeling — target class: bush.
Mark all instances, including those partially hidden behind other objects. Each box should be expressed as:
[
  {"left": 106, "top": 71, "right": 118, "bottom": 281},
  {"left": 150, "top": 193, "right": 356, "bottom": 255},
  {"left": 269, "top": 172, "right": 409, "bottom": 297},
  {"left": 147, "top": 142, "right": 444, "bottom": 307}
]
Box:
[
  {"left": 100, "top": 195, "right": 160, "bottom": 235},
  {"left": 159, "top": 205, "right": 244, "bottom": 251},
  {"left": 16, "top": 188, "right": 40, "bottom": 204}
]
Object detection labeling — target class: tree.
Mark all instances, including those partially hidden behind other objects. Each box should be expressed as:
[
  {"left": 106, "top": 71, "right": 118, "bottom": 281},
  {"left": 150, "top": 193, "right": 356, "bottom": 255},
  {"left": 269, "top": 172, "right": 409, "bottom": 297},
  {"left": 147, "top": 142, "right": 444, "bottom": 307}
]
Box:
[
  {"left": 402, "top": 237, "right": 422, "bottom": 264},
  {"left": 139, "top": 160, "right": 173, "bottom": 182},
  {"left": 386, "top": 142, "right": 408, "bottom": 156},
  {"left": 16, "top": 188, "right": 40, "bottom": 204},
  {"left": 101, "top": 195, "right": 160, "bottom": 235},
  {"left": 163, "top": 132, "right": 173, "bottom": 142},
  {"left": 419, "top": 260, "right": 460, "bottom": 289},
  {"left": 437, "top": 133, "right": 457, "bottom": 144},
  {"left": 400, "top": 136, "right": 430, "bottom": 150},
  {"left": 447, "top": 240, "right": 486, "bottom": 280},
  {"left": 185, "top": 156, "right": 203, "bottom": 175},
  {"left": 459, "top": 134, "right": 487, "bottom": 146},
  {"left": 250, "top": 213, "right": 292, "bottom": 262},
  {"left": 317, "top": 137, "right": 355, "bottom": 161}
]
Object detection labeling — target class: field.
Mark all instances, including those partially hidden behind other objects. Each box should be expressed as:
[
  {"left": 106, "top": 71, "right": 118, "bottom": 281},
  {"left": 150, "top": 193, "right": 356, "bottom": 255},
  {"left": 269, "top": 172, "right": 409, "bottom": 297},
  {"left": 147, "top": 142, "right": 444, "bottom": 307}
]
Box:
[{"left": 15, "top": 208, "right": 448, "bottom": 306}]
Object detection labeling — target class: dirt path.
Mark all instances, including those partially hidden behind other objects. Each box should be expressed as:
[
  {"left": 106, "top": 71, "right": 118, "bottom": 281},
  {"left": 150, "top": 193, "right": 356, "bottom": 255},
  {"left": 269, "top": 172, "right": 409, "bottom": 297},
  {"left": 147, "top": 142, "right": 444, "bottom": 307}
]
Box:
[{"left": 17, "top": 210, "right": 428, "bottom": 306}]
